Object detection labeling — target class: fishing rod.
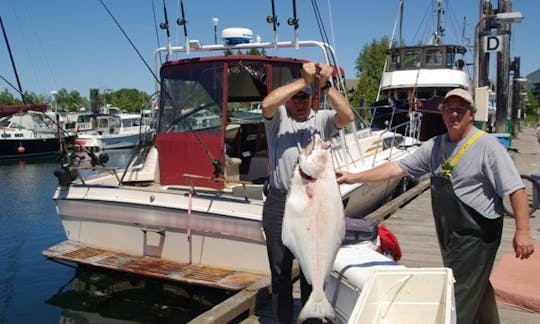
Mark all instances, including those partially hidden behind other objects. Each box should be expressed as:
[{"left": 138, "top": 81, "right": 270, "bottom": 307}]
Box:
[
  {"left": 309, "top": 0, "right": 345, "bottom": 93},
  {"left": 159, "top": 0, "right": 173, "bottom": 60},
  {"left": 288, "top": 0, "right": 299, "bottom": 48},
  {"left": 97, "top": 0, "right": 223, "bottom": 178},
  {"left": 266, "top": 0, "right": 280, "bottom": 47},
  {"left": 176, "top": 0, "right": 190, "bottom": 54}
]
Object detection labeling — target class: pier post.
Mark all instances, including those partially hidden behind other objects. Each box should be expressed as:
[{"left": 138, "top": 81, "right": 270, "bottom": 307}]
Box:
[{"left": 495, "top": 0, "right": 512, "bottom": 133}]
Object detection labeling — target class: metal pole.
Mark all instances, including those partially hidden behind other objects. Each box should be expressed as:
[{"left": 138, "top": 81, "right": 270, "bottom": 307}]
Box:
[
  {"left": 511, "top": 56, "right": 521, "bottom": 138},
  {"left": 211, "top": 18, "right": 219, "bottom": 45}
]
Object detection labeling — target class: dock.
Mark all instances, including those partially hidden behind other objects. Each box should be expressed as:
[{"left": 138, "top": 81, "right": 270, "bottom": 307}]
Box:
[{"left": 194, "top": 126, "right": 540, "bottom": 323}]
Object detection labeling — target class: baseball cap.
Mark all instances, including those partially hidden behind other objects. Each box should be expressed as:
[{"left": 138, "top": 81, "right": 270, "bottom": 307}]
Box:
[{"left": 442, "top": 88, "right": 473, "bottom": 105}]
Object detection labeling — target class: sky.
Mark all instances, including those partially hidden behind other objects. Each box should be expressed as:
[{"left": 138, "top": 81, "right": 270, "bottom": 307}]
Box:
[{"left": 1, "top": 0, "right": 539, "bottom": 100}]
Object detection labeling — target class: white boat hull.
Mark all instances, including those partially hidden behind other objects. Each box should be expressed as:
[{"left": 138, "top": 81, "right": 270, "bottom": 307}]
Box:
[
  {"left": 76, "top": 130, "right": 146, "bottom": 150},
  {"left": 54, "top": 129, "right": 416, "bottom": 276},
  {"left": 55, "top": 185, "right": 269, "bottom": 273}
]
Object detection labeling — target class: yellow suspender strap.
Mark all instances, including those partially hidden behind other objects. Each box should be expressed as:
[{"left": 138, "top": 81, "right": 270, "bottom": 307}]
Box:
[{"left": 449, "top": 130, "right": 486, "bottom": 167}]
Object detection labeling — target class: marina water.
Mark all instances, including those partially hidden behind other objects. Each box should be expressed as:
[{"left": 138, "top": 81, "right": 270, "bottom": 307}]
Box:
[{"left": 0, "top": 149, "right": 232, "bottom": 323}]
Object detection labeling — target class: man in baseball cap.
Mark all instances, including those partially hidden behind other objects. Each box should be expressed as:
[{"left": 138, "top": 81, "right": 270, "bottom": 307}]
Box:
[
  {"left": 441, "top": 88, "right": 477, "bottom": 113},
  {"left": 337, "top": 84, "right": 535, "bottom": 323}
]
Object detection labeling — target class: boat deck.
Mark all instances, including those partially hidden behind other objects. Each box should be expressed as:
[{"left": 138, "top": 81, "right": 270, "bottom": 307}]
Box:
[
  {"left": 205, "top": 126, "right": 540, "bottom": 323},
  {"left": 42, "top": 240, "right": 267, "bottom": 291}
]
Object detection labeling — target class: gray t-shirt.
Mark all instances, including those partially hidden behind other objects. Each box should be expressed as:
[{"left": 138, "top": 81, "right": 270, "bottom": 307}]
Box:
[
  {"left": 398, "top": 127, "right": 523, "bottom": 219},
  {"left": 264, "top": 106, "right": 338, "bottom": 191}
]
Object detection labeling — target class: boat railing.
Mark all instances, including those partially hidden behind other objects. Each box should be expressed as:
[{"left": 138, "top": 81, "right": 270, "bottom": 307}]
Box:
[
  {"left": 372, "top": 115, "right": 422, "bottom": 165},
  {"left": 152, "top": 40, "right": 346, "bottom": 94},
  {"left": 348, "top": 105, "right": 421, "bottom": 166}
]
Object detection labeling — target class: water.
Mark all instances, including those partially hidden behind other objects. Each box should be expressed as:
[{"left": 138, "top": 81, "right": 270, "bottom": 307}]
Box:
[{"left": 0, "top": 150, "right": 231, "bottom": 323}]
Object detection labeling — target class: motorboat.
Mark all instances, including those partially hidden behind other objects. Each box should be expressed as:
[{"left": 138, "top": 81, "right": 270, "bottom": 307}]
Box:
[
  {"left": 371, "top": 0, "right": 472, "bottom": 141},
  {"left": 0, "top": 105, "right": 74, "bottom": 160},
  {"left": 44, "top": 23, "right": 421, "bottom": 291},
  {"left": 74, "top": 111, "right": 153, "bottom": 150}
]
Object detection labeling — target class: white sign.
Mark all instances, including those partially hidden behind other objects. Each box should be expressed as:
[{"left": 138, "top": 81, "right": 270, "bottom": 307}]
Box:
[{"left": 484, "top": 36, "right": 503, "bottom": 52}]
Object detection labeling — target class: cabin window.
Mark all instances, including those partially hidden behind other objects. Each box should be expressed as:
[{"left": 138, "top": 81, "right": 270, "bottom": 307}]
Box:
[
  {"left": 403, "top": 50, "right": 421, "bottom": 68},
  {"left": 228, "top": 61, "right": 267, "bottom": 101},
  {"left": 1, "top": 133, "right": 11, "bottom": 138},
  {"left": 14, "top": 133, "right": 24, "bottom": 138},
  {"left": 387, "top": 52, "right": 401, "bottom": 71},
  {"left": 425, "top": 49, "right": 443, "bottom": 66},
  {"left": 269, "top": 63, "right": 304, "bottom": 91},
  {"left": 159, "top": 62, "right": 224, "bottom": 133},
  {"left": 446, "top": 53, "right": 456, "bottom": 68}
]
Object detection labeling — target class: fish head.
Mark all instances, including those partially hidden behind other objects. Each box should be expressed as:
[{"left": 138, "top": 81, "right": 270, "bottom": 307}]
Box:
[{"left": 298, "top": 134, "right": 331, "bottom": 180}]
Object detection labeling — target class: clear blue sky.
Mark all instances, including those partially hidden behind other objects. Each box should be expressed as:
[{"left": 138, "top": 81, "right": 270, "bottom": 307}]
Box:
[{"left": 1, "top": 0, "right": 539, "bottom": 100}]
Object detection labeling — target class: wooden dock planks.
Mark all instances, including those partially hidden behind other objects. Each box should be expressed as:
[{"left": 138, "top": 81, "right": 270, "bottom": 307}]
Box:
[{"left": 42, "top": 240, "right": 267, "bottom": 291}]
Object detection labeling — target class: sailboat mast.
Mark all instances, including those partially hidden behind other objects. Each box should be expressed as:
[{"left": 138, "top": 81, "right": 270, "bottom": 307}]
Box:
[
  {"left": 0, "top": 16, "right": 26, "bottom": 103},
  {"left": 435, "top": 0, "right": 443, "bottom": 45},
  {"left": 399, "top": 0, "right": 404, "bottom": 47}
]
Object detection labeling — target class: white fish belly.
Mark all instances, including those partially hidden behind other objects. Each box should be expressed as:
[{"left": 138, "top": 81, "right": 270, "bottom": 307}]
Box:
[{"left": 282, "top": 161, "right": 345, "bottom": 288}]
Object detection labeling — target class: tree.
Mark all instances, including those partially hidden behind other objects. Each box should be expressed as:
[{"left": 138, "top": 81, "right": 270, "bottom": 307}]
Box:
[
  {"left": 352, "top": 36, "right": 390, "bottom": 109},
  {"left": 53, "top": 88, "right": 89, "bottom": 112},
  {"left": 526, "top": 88, "right": 539, "bottom": 124},
  {"left": 0, "top": 88, "right": 22, "bottom": 105},
  {"left": 1, "top": 87, "right": 151, "bottom": 113},
  {"left": 104, "top": 88, "right": 150, "bottom": 112},
  {"left": 0, "top": 88, "right": 49, "bottom": 106}
]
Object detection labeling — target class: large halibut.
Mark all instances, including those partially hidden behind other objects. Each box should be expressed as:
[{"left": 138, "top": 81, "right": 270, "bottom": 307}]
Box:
[{"left": 282, "top": 134, "right": 345, "bottom": 323}]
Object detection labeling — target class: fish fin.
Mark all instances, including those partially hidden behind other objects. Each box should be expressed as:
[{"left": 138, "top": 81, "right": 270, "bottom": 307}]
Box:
[{"left": 296, "top": 294, "right": 335, "bottom": 323}]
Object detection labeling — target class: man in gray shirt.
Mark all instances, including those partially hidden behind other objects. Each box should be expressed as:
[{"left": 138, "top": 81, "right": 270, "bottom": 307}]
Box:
[
  {"left": 261, "top": 62, "right": 354, "bottom": 323},
  {"left": 337, "top": 88, "right": 534, "bottom": 323}
]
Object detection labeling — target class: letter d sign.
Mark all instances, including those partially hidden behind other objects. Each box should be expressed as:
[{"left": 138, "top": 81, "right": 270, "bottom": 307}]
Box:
[{"left": 484, "top": 36, "right": 502, "bottom": 52}]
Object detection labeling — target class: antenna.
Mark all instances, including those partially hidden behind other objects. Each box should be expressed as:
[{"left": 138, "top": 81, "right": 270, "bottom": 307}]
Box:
[
  {"left": 266, "top": 0, "right": 280, "bottom": 48},
  {"left": 288, "top": 0, "right": 299, "bottom": 48}
]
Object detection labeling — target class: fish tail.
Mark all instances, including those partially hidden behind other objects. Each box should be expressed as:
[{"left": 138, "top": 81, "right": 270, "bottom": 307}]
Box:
[{"left": 296, "top": 294, "right": 336, "bottom": 323}]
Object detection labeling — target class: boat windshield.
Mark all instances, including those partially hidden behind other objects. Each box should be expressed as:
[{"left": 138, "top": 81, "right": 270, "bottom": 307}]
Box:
[
  {"left": 159, "top": 61, "right": 224, "bottom": 134},
  {"left": 158, "top": 57, "right": 305, "bottom": 134}
]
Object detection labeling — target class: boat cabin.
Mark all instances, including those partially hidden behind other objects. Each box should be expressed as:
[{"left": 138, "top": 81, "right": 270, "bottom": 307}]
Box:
[
  {"left": 155, "top": 55, "right": 309, "bottom": 189},
  {"left": 386, "top": 44, "right": 466, "bottom": 72}
]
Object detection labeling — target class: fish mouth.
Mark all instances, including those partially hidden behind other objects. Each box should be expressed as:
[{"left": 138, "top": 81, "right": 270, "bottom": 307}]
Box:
[
  {"left": 298, "top": 166, "right": 317, "bottom": 181},
  {"left": 311, "top": 133, "right": 331, "bottom": 150}
]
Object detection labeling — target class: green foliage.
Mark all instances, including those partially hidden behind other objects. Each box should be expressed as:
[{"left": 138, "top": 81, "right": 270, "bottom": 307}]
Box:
[
  {"left": 525, "top": 88, "right": 539, "bottom": 124},
  {"left": 353, "top": 36, "right": 390, "bottom": 108},
  {"left": 52, "top": 88, "right": 89, "bottom": 112},
  {"left": 248, "top": 48, "right": 265, "bottom": 55},
  {"left": 1, "top": 87, "right": 151, "bottom": 113},
  {"left": 101, "top": 88, "right": 150, "bottom": 112},
  {"left": 0, "top": 87, "right": 48, "bottom": 106},
  {"left": 0, "top": 88, "right": 23, "bottom": 105}
]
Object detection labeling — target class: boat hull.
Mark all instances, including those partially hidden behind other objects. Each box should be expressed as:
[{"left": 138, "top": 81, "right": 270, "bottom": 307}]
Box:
[
  {"left": 76, "top": 132, "right": 144, "bottom": 150},
  {"left": 55, "top": 185, "right": 270, "bottom": 274},
  {"left": 0, "top": 136, "right": 73, "bottom": 160}
]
